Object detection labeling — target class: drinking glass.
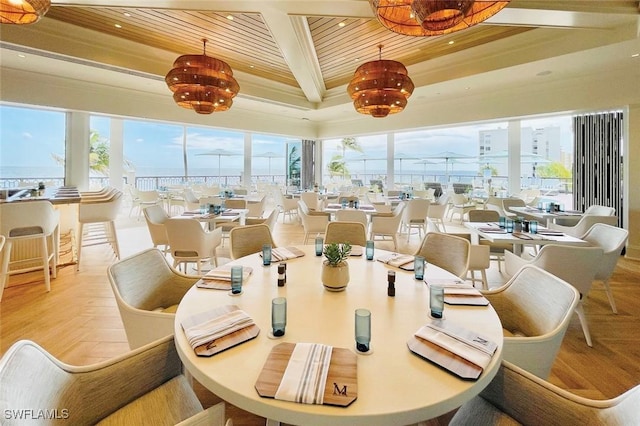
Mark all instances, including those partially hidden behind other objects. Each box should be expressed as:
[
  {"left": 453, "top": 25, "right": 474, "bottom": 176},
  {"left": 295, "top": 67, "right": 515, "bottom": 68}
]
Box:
[
  {"left": 355, "top": 308, "right": 371, "bottom": 353},
  {"left": 506, "top": 219, "right": 514, "bottom": 233},
  {"left": 315, "top": 236, "right": 324, "bottom": 256},
  {"left": 414, "top": 255, "right": 425, "bottom": 280},
  {"left": 271, "top": 297, "right": 287, "bottom": 337},
  {"left": 430, "top": 285, "right": 444, "bottom": 318},
  {"left": 365, "top": 240, "right": 374, "bottom": 261},
  {"left": 529, "top": 220, "right": 538, "bottom": 234},
  {"left": 499, "top": 216, "right": 506, "bottom": 228},
  {"left": 230, "top": 266, "right": 243, "bottom": 294},
  {"left": 262, "top": 244, "right": 272, "bottom": 266}
]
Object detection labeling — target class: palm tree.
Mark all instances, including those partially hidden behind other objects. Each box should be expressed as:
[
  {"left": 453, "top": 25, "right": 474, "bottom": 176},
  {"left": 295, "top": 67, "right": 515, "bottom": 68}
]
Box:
[{"left": 327, "top": 137, "right": 363, "bottom": 179}]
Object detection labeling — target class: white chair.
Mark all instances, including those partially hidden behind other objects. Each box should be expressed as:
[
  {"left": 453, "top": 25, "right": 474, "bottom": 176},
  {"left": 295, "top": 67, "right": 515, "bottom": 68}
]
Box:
[
  {"left": 273, "top": 188, "right": 298, "bottom": 222},
  {"left": 143, "top": 204, "right": 170, "bottom": 253},
  {"left": 182, "top": 188, "right": 201, "bottom": 211},
  {"left": 482, "top": 265, "right": 580, "bottom": 378},
  {"left": 449, "top": 361, "right": 640, "bottom": 425},
  {"left": 369, "top": 203, "right": 405, "bottom": 250},
  {"left": 246, "top": 195, "right": 267, "bottom": 218},
  {"left": 335, "top": 209, "right": 368, "bottom": 230},
  {"left": 165, "top": 218, "right": 222, "bottom": 274},
  {"left": 300, "top": 191, "right": 320, "bottom": 211},
  {"left": 502, "top": 198, "right": 527, "bottom": 219},
  {"left": 449, "top": 233, "right": 490, "bottom": 289},
  {"left": 229, "top": 224, "right": 276, "bottom": 260},
  {"left": 130, "top": 188, "right": 161, "bottom": 219},
  {"left": 402, "top": 198, "right": 430, "bottom": 242},
  {"left": 298, "top": 200, "right": 330, "bottom": 244},
  {"left": 0, "top": 200, "right": 60, "bottom": 300},
  {"left": 468, "top": 209, "right": 512, "bottom": 271},
  {"left": 549, "top": 214, "right": 618, "bottom": 238},
  {"left": 580, "top": 223, "right": 629, "bottom": 313},
  {"left": 415, "top": 232, "right": 470, "bottom": 279},
  {"left": 584, "top": 204, "right": 616, "bottom": 216},
  {"left": 427, "top": 194, "right": 448, "bottom": 232},
  {"left": 108, "top": 248, "right": 199, "bottom": 349},
  {"left": 77, "top": 190, "right": 123, "bottom": 271},
  {"left": 448, "top": 193, "right": 475, "bottom": 223},
  {"left": 0, "top": 335, "right": 232, "bottom": 425},
  {"left": 504, "top": 244, "right": 603, "bottom": 347},
  {"left": 324, "top": 221, "right": 367, "bottom": 247}
]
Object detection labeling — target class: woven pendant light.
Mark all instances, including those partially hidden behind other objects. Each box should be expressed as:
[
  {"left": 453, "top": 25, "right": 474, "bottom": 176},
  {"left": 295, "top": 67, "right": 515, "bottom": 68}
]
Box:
[
  {"left": 347, "top": 45, "right": 414, "bottom": 118},
  {"left": 370, "top": 0, "right": 510, "bottom": 36},
  {"left": 165, "top": 39, "right": 240, "bottom": 115},
  {"left": 0, "top": 0, "right": 50, "bottom": 24}
]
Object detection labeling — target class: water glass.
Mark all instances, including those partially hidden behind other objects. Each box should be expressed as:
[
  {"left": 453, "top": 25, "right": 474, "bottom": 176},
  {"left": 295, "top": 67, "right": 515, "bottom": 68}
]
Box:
[
  {"left": 315, "top": 236, "right": 324, "bottom": 256},
  {"left": 505, "top": 219, "right": 514, "bottom": 233},
  {"left": 529, "top": 220, "right": 538, "bottom": 234},
  {"left": 271, "top": 297, "right": 287, "bottom": 337},
  {"left": 230, "top": 266, "right": 243, "bottom": 294},
  {"left": 262, "top": 244, "right": 272, "bottom": 266},
  {"left": 355, "top": 308, "right": 371, "bottom": 353},
  {"left": 414, "top": 255, "right": 425, "bottom": 280},
  {"left": 430, "top": 285, "right": 444, "bottom": 318},
  {"left": 365, "top": 240, "right": 375, "bottom": 261},
  {"left": 498, "top": 216, "right": 506, "bottom": 228}
]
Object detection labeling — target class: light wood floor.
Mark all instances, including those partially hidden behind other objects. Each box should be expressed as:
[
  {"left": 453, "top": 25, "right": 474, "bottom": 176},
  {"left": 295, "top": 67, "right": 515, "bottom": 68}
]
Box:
[{"left": 1, "top": 207, "right": 639, "bottom": 425}]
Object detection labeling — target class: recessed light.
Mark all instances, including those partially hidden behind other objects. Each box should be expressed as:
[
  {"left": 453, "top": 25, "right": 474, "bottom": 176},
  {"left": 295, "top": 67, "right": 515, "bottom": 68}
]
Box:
[
  {"left": 17, "top": 54, "right": 26, "bottom": 58},
  {"left": 448, "top": 40, "right": 454, "bottom": 45},
  {"left": 249, "top": 65, "right": 254, "bottom": 68},
  {"left": 114, "top": 23, "right": 122, "bottom": 29},
  {"left": 123, "top": 12, "right": 131, "bottom": 17},
  {"left": 338, "top": 21, "right": 346, "bottom": 28},
  {"left": 632, "top": 53, "right": 639, "bottom": 58},
  {"left": 536, "top": 70, "right": 552, "bottom": 76},
  {"left": 226, "top": 15, "right": 234, "bottom": 20}
]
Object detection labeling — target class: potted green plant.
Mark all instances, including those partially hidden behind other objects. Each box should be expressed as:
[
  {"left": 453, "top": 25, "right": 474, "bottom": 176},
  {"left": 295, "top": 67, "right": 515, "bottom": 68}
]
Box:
[{"left": 321, "top": 242, "right": 351, "bottom": 292}]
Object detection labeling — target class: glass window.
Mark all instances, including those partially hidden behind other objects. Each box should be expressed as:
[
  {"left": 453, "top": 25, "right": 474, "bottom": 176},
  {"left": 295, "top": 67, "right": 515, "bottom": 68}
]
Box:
[
  {"left": 89, "top": 115, "right": 112, "bottom": 189},
  {"left": 251, "top": 134, "right": 287, "bottom": 186},
  {"left": 186, "top": 126, "right": 244, "bottom": 187},
  {"left": 0, "top": 105, "right": 66, "bottom": 188}
]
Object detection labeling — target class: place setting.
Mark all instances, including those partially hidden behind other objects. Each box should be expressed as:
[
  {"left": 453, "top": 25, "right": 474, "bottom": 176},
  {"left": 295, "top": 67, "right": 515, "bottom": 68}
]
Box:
[{"left": 196, "top": 264, "right": 253, "bottom": 291}]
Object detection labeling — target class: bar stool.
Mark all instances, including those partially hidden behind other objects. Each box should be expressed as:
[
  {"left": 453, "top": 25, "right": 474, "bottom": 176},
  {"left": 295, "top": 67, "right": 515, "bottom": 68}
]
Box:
[
  {"left": 77, "top": 190, "right": 123, "bottom": 270},
  {"left": 0, "top": 201, "right": 60, "bottom": 300}
]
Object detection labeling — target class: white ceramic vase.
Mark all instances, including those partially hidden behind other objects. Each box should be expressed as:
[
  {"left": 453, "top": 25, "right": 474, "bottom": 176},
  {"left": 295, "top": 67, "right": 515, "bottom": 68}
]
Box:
[{"left": 321, "top": 260, "right": 350, "bottom": 292}]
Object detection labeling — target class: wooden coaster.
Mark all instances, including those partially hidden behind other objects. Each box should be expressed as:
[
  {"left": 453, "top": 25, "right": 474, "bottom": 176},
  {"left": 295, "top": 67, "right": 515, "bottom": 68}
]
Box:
[{"left": 407, "top": 336, "right": 482, "bottom": 380}]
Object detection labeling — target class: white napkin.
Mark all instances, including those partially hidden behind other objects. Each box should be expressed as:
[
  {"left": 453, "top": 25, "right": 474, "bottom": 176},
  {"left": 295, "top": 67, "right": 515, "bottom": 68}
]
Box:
[
  {"left": 415, "top": 320, "right": 496, "bottom": 370},
  {"left": 184, "top": 309, "right": 254, "bottom": 349},
  {"left": 275, "top": 343, "right": 333, "bottom": 405},
  {"left": 203, "top": 265, "right": 253, "bottom": 281},
  {"left": 376, "top": 253, "right": 414, "bottom": 268},
  {"left": 271, "top": 247, "right": 304, "bottom": 261}
]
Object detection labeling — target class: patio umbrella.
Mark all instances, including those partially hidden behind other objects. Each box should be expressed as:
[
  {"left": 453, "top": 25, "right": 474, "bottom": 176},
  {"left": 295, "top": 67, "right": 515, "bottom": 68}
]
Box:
[
  {"left": 481, "top": 150, "right": 550, "bottom": 162},
  {"left": 413, "top": 159, "right": 441, "bottom": 175},
  {"left": 421, "top": 151, "right": 474, "bottom": 183},
  {"left": 254, "top": 151, "right": 283, "bottom": 175},
  {"left": 345, "top": 154, "right": 385, "bottom": 177},
  {"left": 195, "top": 148, "right": 241, "bottom": 177},
  {"left": 394, "top": 152, "right": 419, "bottom": 175}
]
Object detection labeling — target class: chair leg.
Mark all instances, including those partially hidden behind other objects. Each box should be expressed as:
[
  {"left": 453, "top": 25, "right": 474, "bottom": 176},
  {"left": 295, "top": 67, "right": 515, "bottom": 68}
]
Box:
[
  {"left": 480, "top": 269, "right": 488, "bottom": 290},
  {"left": 0, "top": 241, "right": 13, "bottom": 300},
  {"left": 575, "top": 303, "right": 593, "bottom": 347},
  {"left": 76, "top": 223, "right": 85, "bottom": 271},
  {"left": 40, "top": 236, "right": 51, "bottom": 292},
  {"left": 602, "top": 279, "right": 618, "bottom": 314}
]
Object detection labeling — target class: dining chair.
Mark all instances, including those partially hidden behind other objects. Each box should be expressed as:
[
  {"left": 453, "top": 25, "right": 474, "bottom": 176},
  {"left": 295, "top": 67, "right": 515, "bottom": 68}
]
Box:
[
  {"left": 580, "top": 223, "right": 629, "bottom": 313},
  {"left": 324, "top": 221, "right": 367, "bottom": 247},
  {"left": 335, "top": 209, "right": 368, "bottom": 230},
  {"left": 245, "top": 207, "right": 280, "bottom": 233},
  {"left": 414, "top": 232, "right": 470, "bottom": 280},
  {"left": 448, "top": 233, "right": 490, "bottom": 289},
  {"left": 165, "top": 218, "right": 222, "bottom": 274},
  {"left": 132, "top": 189, "right": 161, "bottom": 219},
  {"left": 448, "top": 193, "right": 475, "bottom": 223},
  {"left": 468, "top": 209, "right": 513, "bottom": 271},
  {"left": 0, "top": 200, "right": 60, "bottom": 300},
  {"left": 501, "top": 197, "right": 527, "bottom": 219},
  {"left": 108, "top": 248, "right": 199, "bottom": 349},
  {"left": 182, "top": 188, "right": 201, "bottom": 211},
  {"left": 426, "top": 194, "right": 448, "bottom": 232},
  {"left": 300, "top": 191, "right": 320, "bottom": 211},
  {"left": 584, "top": 204, "right": 616, "bottom": 216},
  {"left": 273, "top": 188, "right": 298, "bottom": 222},
  {"left": 76, "top": 189, "right": 123, "bottom": 271},
  {"left": 449, "top": 361, "right": 640, "bottom": 425},
  {"left": 401, "top": 198, "right": 431, "bottom": 242},
  {"left": 0, "top": 335, "right": 232, "bottom": 425},
  {"left": 504, "top": 244, "right": 603, "bottom": 347},
  {"left": 298, "top": 200, "right": 330, "bottom": 244},
  {"left": 229, "top": 224, "right": 276, "bottom": 260},
  {"left": 369, "top": 202, "right": 405, "bottom": 250},
  {"left": 549, "top": 214, "right": 618, "bottom": 238},
  {"left": 143, "top": 204, "right": 170, "bottom": 253},
  {"left": 481, "top": 265, "right": 580, "bottom": 378},
  {"left": 246, "top": 195, "right": 267, "bottom": 218}
]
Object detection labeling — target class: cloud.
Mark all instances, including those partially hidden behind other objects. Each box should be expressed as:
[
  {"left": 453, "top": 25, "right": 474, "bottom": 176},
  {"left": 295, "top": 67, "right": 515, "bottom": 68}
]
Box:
[{"left": 22, "top": 132, "right": 33, "bottom": 139}]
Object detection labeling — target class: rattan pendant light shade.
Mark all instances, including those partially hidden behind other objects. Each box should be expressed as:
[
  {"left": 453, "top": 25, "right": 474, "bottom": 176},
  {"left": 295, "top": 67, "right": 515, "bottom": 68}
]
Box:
[
  {"left": 347, "top": 45, "right": 414, "bottom": 118},
  {"left": 370, "top": 0, "right": 510, "bottom": 36},
  {"left": 165, "top": 39, "right": 240, "bottom": 115},
  {"left": 0, "top": 0, "right": 50, "bottom": 24}
]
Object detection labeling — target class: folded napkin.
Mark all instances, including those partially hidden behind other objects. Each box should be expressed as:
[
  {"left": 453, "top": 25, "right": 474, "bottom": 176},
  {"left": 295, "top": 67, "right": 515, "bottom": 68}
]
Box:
[
  {"left": 221, "top": 211, "right": 237, "bottom": 216},
  {"left": 537, "top": 230, "right": 564, "bottom": 236},
  {"left": 275, "top": 343, "right": 333, "bottom": 405},
  {"left": 376, "top": 253, "right": 414, "bottom": 268},
  {"left": 183, "top": 309, "right": 255, "bottom": 350},
  {"left": 414, "top": 320, "right": 497, "bottom": 370},
  {"left": 271, "top": 247, "right": 306, "bottom": 261},
  {"left": 478, "top": 227, "right": 507, "bottom": 234},
  {"left": 349, "top": 245, "right": 363, "bottom": 256},
  {"left": 202, "top": 265, "right": 253, "bottom": 281},
  {"left": 182, "top": 211, "right": 201, "bottom": 215},
  {"left": 512, "top": 232, "right": 534, "bottom": 240}
]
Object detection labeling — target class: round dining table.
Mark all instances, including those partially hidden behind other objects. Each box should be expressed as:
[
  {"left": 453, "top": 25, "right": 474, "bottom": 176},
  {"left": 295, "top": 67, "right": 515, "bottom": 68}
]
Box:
[{"left": 174, "top": 245, "right": 504, "bottom": 426}]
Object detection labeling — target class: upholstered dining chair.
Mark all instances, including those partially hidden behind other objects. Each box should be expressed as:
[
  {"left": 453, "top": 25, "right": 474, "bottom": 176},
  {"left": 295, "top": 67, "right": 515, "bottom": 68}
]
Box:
[
  {"left": 0, "top": 200, "right": 60, "bottom": 300},
  {"left": 426, "top": 194, "right": 448, "bottom": 232},
  {"left": 468, "top": 209, "right": 513, "bottom": 271},
  {"left": 501, "top": 197, "right": 527, "bottom": 219},
  {"left": 481, "top": 265, "right": 580, "bottom": 378},
  {"left": 369, "top": 202, "right": 405, "bottom": 250},
  {"left": 273, "top": 188, "right": 298, "bottom": 223},
  {"left": 324, "top": 221, "right": 367, "bottom": 247},
  {"left": 298, "top": 200, "right": 330, "bottom": 244},
  {"left": 415, "top": 232, "right": 470, "bottom": 280},
  {"left": 580, "top": 223, "right": 629, "bottom": 313},
  {"left": 335, "top": 209, "right": 368, "bottom": 230},
  {"left": 108, "top": 248, "right": 199, "bottom": 349},
  {"left": 229, "top": 224, "right": 276, "bottom": 260},
  {"left": 449, "top": 360, "right": 640, "bottom": 425},
  {"left": 77, "top": 189, "right": 123, "bottom": 271},
  {"left": 448, "top": 233, "right": 491, "bottom": 289},
  {"left": 300, "top": 191, "right": 320, "bottom": 211},
  {"left": 549, "top": 214, "right": 618, "bottom": 238},
  {"left": 143, "top": 204, "right": 170, "bottom": 253},
  {"left": 165, "top": 218, "right": 222, "bottom": 274},
  {"left": 448, "top": 193, "right": 475, "bottom": 223},
  {"left": 0, "top": 335, "right": 232, "bottom": 426},
  {"left": 504, "top": 244, "right": 603, "bottom": 347}
]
